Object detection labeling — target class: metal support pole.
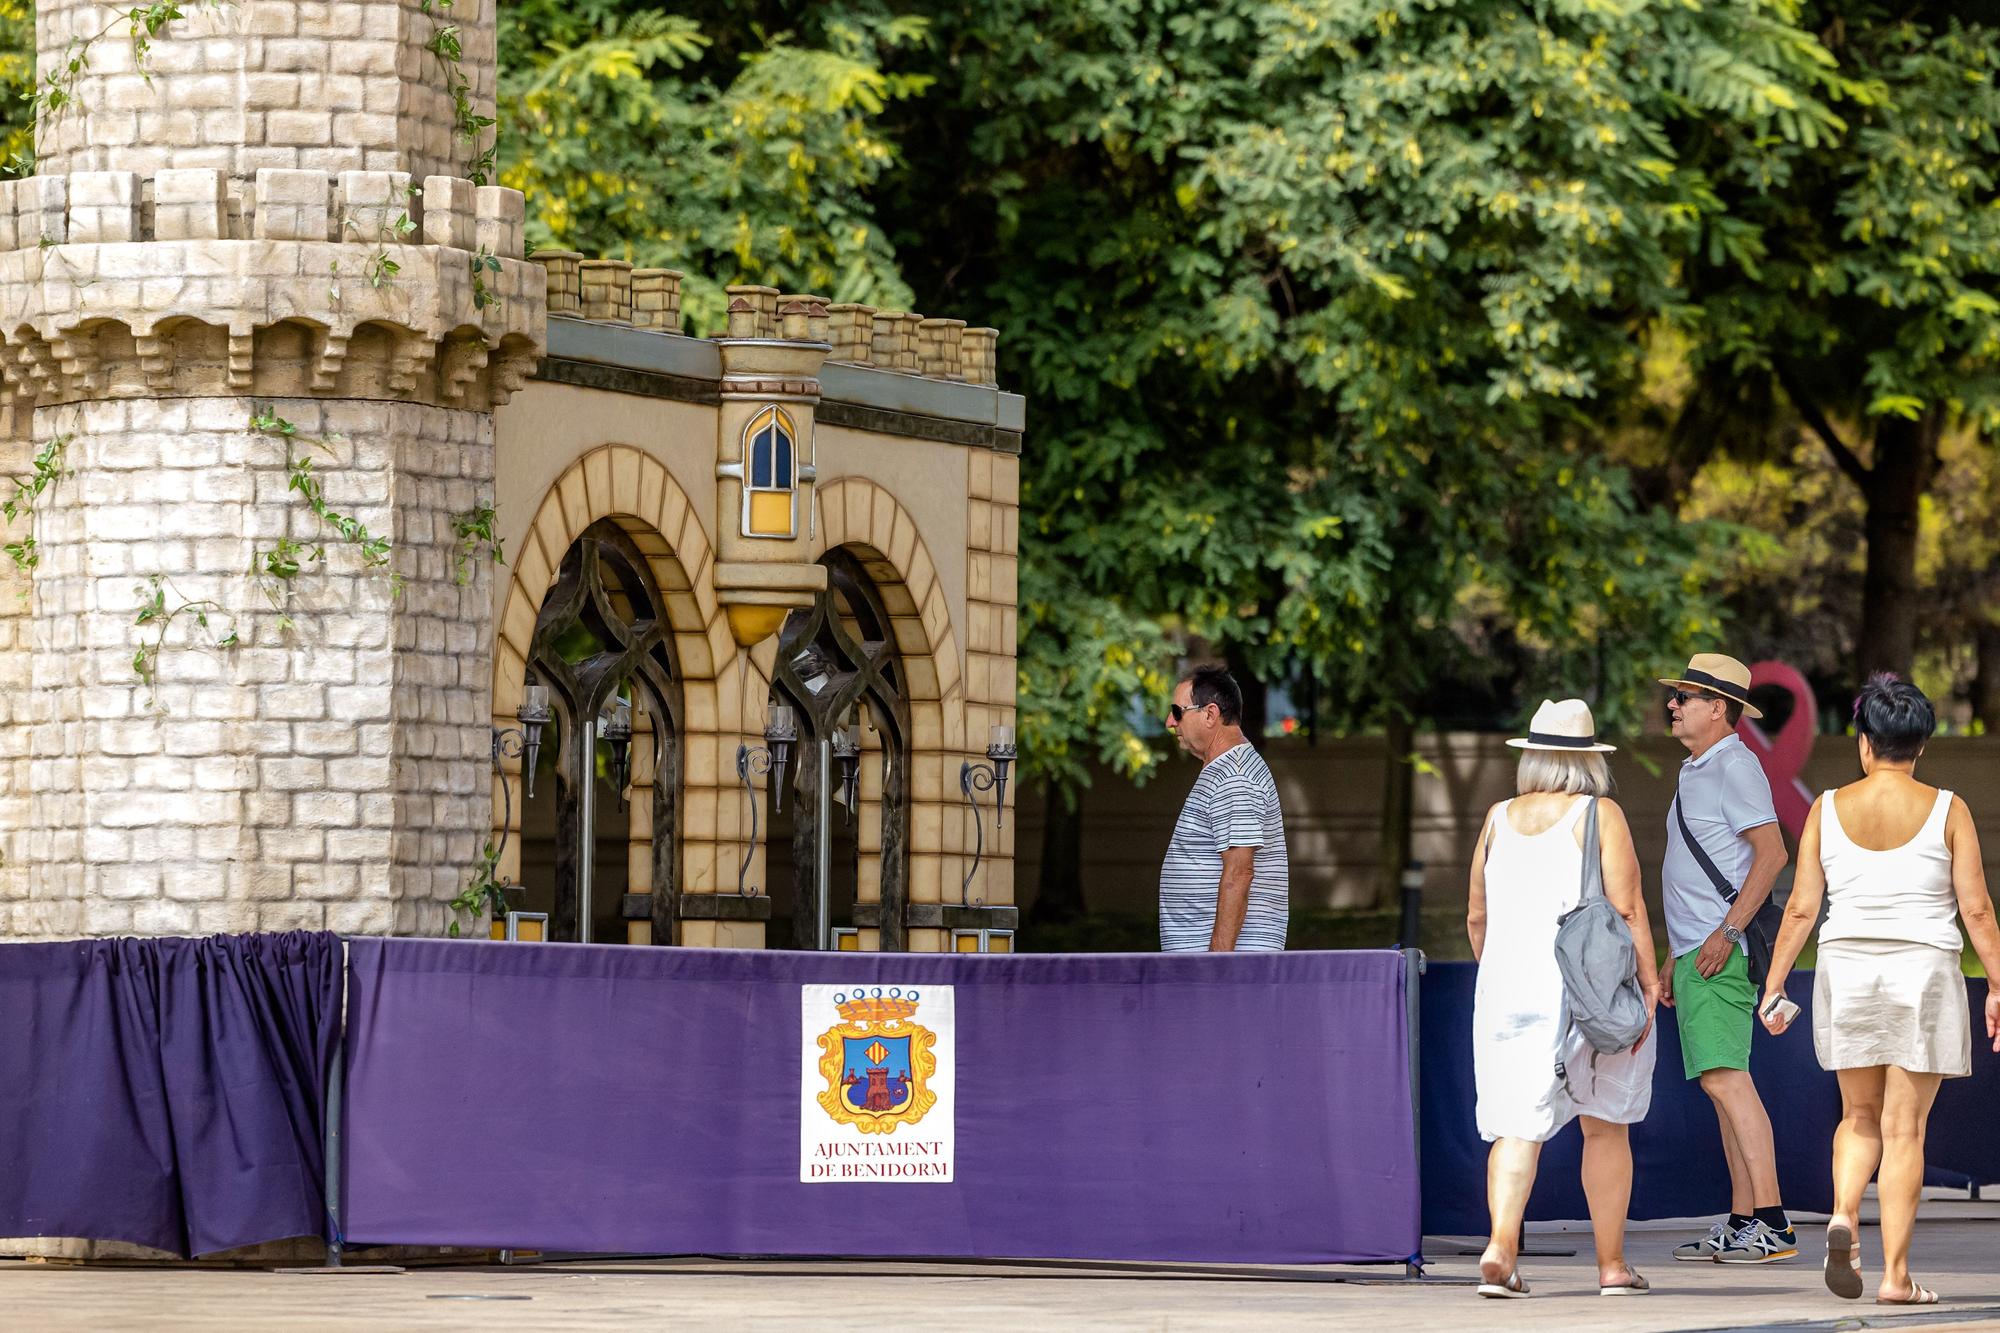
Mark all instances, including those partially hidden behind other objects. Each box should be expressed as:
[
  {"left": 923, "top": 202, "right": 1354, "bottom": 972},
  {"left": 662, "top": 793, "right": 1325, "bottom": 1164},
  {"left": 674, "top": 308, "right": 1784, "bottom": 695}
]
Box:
[
  {"left": 322, "top": 942, "right": 348, "bottom": 1268},
  {"left": 1402, "top": 945, "right": 1427, "bottom": 1279},
  {"left": 577, "top": 719, "right": 596, "bottom": 945},
  {"left": 815, "top": 737, "right": 832, "bottom": 950},
  {"left": 1397, "top": 861, "right": 1424, "bottom": 952}
]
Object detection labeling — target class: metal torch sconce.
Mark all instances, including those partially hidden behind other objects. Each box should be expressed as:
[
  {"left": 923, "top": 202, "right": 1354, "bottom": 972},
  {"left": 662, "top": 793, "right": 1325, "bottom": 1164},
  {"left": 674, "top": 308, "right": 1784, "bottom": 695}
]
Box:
[
  {"left": 601, "top": 697, "right": 633, "bottom": 809},
  {"left": 736, "top": 704, "right": 798, "bottom": 894},
  {"left": 832, "top": 725, "right": 861, "bottom": 824},
  {"left": 959, "top": 725, "right": 1016, "bottom": 904},
  {"left": 486, "top": 682, "right": 554, "bottom": 905}
]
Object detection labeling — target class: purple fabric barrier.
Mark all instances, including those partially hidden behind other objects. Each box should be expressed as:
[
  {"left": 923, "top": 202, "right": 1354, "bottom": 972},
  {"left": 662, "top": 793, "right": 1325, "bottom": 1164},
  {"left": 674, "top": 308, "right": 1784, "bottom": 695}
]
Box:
[
  {"left": 342, "top": 941, "right": 1419, "bottom": 1264},
  {"left": 0, "top": 932, "right": 341, "bottom": 1257}
]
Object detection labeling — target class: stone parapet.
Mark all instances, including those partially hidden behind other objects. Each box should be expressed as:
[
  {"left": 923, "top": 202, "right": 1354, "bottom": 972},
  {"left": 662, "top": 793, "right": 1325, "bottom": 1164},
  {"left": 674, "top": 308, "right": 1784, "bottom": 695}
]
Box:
[
  {"left": 0, "top": 171, "right": 545, "bottom": 414},
  {"left": 522, "top": 256, "right": 1004, "bottom": 388}
]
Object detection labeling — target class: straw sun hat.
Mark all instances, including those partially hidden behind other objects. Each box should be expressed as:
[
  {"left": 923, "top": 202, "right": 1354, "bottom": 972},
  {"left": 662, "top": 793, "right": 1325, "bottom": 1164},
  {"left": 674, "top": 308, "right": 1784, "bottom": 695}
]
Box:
[
  {"left": 1506, "top": 698, "right": 1617, "bottom": 753},
  {"left": 1657, "top": 652, "right": 1764, "bottom": 721}
]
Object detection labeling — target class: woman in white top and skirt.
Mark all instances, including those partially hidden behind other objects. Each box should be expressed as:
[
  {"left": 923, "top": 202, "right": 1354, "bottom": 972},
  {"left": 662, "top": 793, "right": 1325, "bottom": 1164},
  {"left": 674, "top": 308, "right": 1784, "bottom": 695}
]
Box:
[
  {"left": 1467, "top": 700, "right": 1662, "bottom": 1298},
  {"left": 1762, "top": 675, "right": 2000, "bottom": 1306}
]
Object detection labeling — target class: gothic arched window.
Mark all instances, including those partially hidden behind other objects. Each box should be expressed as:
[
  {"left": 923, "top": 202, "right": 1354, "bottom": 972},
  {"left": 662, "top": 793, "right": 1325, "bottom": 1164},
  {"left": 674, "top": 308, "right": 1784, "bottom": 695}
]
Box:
[{"left": 742, "top": 405, "right": 798, "bottom": 538}]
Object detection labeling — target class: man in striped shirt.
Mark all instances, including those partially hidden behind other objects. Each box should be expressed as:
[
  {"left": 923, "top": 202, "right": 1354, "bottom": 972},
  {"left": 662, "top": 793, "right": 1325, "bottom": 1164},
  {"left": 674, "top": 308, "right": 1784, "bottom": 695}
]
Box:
[{"left": 1158, "top": 666, "right": 1289, "bottom": 952}]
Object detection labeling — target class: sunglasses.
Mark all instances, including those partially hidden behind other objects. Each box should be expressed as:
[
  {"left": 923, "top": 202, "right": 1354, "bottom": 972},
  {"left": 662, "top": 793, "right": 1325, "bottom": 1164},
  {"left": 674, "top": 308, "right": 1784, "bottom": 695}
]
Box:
[
  {"left": 1668, "top": 688, "right": 1721, "bottom": 707},
  {"left": 1169, "top": 701, "right": 1211, "bottom": 723}
]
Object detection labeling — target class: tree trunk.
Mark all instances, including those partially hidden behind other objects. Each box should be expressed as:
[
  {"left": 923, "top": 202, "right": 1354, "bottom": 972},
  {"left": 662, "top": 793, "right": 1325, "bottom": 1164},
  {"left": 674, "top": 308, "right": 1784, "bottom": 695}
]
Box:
[
  {"left": 1224, "top": 649, "right": 1267, "bottom": 741},
  {"left": 1856, "top": 413, "right": 1938, "bottom": 680},
  {"left": 1031, "top": 787, "right": 1085, "bottom": 924},
  {"left": 1376, "top": 714, "right": 1415, "bottom": 912},
  {"left": 1975, "top": 616, "right": 2000, "bottom": 730}
]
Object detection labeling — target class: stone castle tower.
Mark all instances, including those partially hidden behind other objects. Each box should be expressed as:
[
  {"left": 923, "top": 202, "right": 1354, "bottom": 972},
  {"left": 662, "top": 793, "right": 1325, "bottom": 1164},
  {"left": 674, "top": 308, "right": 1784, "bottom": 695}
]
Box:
[{"left": 0, "top": 0, "right": 546, "bottom": 937}]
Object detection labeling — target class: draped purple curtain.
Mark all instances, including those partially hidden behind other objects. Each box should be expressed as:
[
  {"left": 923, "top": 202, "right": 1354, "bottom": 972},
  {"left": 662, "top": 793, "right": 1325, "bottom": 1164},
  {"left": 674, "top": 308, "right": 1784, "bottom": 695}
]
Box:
[{"left": 0, "top": 932, "right": 341, "bottom": 1257}]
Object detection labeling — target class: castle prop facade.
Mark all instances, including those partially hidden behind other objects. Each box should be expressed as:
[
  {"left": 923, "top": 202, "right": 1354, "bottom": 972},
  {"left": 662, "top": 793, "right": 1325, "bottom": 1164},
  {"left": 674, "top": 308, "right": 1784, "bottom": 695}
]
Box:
[{"left": 0, "top": 0, "right": 1021, "bottom": 953}]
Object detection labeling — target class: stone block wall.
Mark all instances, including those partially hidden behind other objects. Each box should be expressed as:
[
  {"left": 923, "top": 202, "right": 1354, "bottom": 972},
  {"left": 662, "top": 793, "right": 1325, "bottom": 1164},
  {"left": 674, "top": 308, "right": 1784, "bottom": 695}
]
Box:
[
  {"left": 5, "top": 396, "right": 493, "bottom": 939},
  {"left": 33, "top": 0, "right": 496, "bottom": 188}
]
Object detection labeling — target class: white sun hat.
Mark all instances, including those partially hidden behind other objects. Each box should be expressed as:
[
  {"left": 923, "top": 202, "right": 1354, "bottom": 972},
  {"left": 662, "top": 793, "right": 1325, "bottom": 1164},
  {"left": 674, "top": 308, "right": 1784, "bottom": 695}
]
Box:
[{"left": 1505, "top": 698, "right": 1617, "bottom": 753}]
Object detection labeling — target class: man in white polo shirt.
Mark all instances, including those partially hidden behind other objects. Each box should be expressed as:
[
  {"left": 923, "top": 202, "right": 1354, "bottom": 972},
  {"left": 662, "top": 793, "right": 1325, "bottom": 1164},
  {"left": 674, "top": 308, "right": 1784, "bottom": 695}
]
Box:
[{"left": 1658, "top": 653, "right": 1794, "bottom": 1266}]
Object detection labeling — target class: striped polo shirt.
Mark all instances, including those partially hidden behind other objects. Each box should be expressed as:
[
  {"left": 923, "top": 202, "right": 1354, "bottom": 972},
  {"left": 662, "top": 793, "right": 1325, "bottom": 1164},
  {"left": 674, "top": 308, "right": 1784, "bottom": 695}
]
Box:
[{"left": 1159, "top": 742, "right": 1289, "bottom": 952}]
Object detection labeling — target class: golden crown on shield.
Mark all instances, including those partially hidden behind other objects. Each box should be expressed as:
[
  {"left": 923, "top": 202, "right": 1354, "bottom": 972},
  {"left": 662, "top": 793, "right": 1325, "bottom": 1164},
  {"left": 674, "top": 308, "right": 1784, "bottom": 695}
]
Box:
[{"left": 834, "top": 989, "right": 920, "bottom": 1024}]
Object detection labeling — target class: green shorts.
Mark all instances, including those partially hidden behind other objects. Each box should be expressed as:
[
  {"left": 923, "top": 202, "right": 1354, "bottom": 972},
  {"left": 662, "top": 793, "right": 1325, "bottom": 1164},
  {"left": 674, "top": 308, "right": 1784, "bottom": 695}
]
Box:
[{"left": 1675, "top": 947, "right": 1754, "bottom": 1079}]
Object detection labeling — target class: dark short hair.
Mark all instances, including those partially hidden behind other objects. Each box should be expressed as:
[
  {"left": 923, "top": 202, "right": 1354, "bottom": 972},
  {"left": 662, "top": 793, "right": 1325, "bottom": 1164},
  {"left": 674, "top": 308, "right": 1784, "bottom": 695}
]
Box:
[
  {"left": 1854, "top": 673, "right": 1933, "bottom": 762},
  {"left": 1181, "top": 665, "right": 1243, "bottom": 726},
  {"left": 1723, "top": 698, "right": 1744, "bottom": 728}
]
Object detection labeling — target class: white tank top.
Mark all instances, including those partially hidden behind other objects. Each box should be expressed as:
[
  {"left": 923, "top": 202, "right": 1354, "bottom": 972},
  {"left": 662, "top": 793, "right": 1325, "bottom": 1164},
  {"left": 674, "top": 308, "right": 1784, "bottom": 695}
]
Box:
[{"left": 1818, "top": 787, "right": 1962, "bottom": 952}]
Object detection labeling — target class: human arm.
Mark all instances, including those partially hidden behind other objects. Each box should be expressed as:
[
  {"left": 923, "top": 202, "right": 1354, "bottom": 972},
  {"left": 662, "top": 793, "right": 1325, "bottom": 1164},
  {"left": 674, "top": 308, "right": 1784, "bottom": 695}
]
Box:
[
  {"left": 1204, "top": 768, "right": 1265, "bottom": 952},
  {"left": 1695, "top": 823, "right": 1789, "bottom": 979},
  {"left": 1467, "top": 806, "right": 1497, "bottom": 961},
  {"left": 1597, "top": 800, "right": 1661, "bottom": 1044},
  {"left": 1760, "top": 798, "right": 1825, "bottom": 1035},
  {"left": 1945, "top": 796, "right": 2000, "bottom": 1053},
  {"left": 1210, "top": 846, "right": 1253, "bottom": 951}
]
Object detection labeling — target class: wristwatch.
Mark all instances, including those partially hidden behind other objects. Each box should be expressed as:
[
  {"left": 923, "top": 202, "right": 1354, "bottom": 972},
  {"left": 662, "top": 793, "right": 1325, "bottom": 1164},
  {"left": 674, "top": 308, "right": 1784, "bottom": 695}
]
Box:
[{"left": 1721, "top": 924, "right": 1744, "bottom": 945}]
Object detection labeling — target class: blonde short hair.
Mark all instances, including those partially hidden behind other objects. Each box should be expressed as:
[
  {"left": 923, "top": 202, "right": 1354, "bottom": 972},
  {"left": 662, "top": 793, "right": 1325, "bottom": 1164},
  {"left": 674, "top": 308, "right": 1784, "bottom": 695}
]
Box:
[{"left": 1515, "top": 748, "right": 1614, "bottom": 797}]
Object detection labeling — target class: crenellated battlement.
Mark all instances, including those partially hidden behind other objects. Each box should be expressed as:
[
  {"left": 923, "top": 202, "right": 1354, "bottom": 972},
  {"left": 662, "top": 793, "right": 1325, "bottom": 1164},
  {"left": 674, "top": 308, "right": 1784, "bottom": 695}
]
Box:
[
  {"left": 528, "top": 253, "right": 1002, "bottom": 388},
  {"left": 0, "top": 168, "right": 526, "bottom": 252},
  {"left": 0, "top": 170, "right": 544, "bottom": 413}
]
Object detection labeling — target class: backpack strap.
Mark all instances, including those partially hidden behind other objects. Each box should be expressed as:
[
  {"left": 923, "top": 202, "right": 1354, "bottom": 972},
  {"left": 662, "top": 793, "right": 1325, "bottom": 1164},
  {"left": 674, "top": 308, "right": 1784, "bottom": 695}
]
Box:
[
  {"left": 1579, "top": 797, "right": 1602, "bottom": 902},
  {"left": 1555, "top": 796, "right": 1602, "bottom": 1089}
]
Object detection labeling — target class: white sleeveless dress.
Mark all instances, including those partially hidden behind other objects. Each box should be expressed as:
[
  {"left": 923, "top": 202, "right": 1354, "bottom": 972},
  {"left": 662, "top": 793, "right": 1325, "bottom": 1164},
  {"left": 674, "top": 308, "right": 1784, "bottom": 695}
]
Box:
[
  {"left": 1473, "top": 796, "right": 1656, "bottom": 1143},
  {"left": 1813, "top": 787, "right": 1971, "bottom": 1076}
]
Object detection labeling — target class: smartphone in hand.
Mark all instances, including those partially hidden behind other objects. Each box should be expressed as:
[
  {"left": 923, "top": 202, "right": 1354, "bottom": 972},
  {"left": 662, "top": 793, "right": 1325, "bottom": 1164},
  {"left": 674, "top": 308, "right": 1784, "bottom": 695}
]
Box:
[{"left": 1761, "top": 994, "right": 1801, "bottom": 1031}]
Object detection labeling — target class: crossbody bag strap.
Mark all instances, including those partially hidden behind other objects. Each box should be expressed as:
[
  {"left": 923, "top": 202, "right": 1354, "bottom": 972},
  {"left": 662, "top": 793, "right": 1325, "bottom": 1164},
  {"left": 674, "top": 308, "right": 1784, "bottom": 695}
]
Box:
[{"left": 1674, "top": 795, "right": 1738, "bottom": 905}]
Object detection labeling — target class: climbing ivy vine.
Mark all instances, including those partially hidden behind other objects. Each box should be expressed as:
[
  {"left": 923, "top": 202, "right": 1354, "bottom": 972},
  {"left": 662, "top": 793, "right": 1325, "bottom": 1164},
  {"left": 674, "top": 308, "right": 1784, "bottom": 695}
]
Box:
[
  {"left": 248, "top": 408, "right": 402, "bottom": 636},
  {"left": 1, "top": 432, "right": 71, "bottom": 576},
  {"left": 420, "top": 0, "right": 498, "bottom": 184}
]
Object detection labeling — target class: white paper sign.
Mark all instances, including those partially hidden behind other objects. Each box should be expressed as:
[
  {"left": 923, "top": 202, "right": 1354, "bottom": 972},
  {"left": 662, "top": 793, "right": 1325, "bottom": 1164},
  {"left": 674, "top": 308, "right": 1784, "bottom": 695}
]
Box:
[{"left": 799, "top": 983, "right": 955, "bottom": 1183}]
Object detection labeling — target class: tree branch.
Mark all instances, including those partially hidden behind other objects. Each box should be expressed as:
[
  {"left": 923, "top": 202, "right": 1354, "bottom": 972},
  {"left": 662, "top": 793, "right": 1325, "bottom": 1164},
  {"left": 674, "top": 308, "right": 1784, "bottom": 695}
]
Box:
[{"left": 1775, "top": 360, "right": 1871, "bottom": 488}]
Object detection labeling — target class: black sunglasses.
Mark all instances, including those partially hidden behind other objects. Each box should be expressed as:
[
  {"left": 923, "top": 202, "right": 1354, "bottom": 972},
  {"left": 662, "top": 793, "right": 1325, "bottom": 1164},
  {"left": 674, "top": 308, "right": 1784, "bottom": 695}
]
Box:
[
  {"left": 1169, "top": 701, "right": 1211, "bottom": 723},
  {"left": 1668, "top": 688, "right": 1720, "bottom": 707}
]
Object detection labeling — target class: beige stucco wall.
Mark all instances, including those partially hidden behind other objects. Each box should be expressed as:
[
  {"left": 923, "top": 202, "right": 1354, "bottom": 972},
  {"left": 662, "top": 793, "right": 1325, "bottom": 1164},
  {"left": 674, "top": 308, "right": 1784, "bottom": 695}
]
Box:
[
  {"left": 490, "top": 392, "right": 975, "bottom": 685},
  {"left": 490, "top": 381, "right": 717, "bottom": 629}
]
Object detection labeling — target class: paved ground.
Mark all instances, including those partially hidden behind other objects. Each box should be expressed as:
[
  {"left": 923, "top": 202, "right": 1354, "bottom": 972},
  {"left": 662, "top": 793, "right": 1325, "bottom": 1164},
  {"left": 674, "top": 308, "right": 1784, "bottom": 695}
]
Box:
[{"left": 5, "top": 1208, "right": 1998, "bottom": 1331}]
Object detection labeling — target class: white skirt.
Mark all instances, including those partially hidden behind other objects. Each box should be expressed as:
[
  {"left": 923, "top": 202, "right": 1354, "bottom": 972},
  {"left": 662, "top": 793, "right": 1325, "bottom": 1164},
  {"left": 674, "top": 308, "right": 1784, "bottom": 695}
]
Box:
[{"left": 1813, "top": 939, "right": 1970, "bottom": 1077}]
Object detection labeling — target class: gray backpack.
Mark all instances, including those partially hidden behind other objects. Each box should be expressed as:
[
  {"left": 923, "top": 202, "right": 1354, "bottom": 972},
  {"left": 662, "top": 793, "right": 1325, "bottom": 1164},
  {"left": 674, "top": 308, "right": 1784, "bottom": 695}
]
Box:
[{"left": 1553, "top": 799, "right": 1648, "bottom": 1062}]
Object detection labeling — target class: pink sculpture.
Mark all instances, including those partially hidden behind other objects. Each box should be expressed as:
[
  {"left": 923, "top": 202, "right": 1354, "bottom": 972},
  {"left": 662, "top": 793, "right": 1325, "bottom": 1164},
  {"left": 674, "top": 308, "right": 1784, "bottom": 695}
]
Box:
[{"left": 1735, "top": 660, "right": 1816, "bottom": 841}]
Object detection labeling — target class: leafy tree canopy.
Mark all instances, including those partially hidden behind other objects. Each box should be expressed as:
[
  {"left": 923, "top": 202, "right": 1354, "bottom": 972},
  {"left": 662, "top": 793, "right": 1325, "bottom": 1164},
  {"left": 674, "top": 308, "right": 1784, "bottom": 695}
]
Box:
[{"left": 885, "top": 0, "right": 1849, "bottom": 788}]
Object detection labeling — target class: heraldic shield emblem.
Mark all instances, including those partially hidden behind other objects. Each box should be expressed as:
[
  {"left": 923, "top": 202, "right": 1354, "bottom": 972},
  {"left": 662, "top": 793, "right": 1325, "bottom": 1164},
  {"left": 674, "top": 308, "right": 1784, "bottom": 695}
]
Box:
[{"left": 816, "top": 987, "right": 938, "bottom": 1133}]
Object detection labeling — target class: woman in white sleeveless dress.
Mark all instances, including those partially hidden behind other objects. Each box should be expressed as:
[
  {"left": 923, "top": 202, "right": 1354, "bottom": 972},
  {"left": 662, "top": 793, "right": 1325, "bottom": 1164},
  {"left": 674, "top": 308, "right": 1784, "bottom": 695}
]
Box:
[
  {"left": 1467, "top": 699, "right": 1662, "bottom": 1298},
  {"left": 1762, "top": 676, "right": 2000, "bottom": 1306}
]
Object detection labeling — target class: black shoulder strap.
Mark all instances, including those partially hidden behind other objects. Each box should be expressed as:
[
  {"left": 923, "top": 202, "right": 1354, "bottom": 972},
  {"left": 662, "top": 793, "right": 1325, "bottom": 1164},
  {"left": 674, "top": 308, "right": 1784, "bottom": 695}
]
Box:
[{"left": 1674, "top": 795, "right": 1738, "bottom": 905}]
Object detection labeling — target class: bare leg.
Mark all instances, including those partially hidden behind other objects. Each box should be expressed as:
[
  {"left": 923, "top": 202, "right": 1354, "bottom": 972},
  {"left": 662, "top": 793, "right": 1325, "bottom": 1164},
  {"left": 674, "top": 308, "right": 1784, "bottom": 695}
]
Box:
[
  {"left": 1481, "top": 1137, "right": 1543, "bottom": 1284},
  {"left": 1876, "top": 1067, "right": 1943, "bottom": 1300},
  {"left": 1580, "top": 1116, "right": 1635, "bottom": 1285},
  {"left": 1831, "top": 1068, "right": 1886, "bottom": 1246},
  {"left": 1701, "top": 1068, "right": 1782, "bottom": 1209},
  {"left": 1704, "top": 1080, "right": 1752, "bottom": 1216}
]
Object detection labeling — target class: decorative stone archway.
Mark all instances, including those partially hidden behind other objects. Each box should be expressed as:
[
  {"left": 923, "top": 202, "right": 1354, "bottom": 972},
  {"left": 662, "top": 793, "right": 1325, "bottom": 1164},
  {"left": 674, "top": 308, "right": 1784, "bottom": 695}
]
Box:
[
  {"left": 491, "top": 444, "right": 729, "bottom": 942},
  {"left": 812, "top": 477, "right": 993, "bottom": 951}
]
